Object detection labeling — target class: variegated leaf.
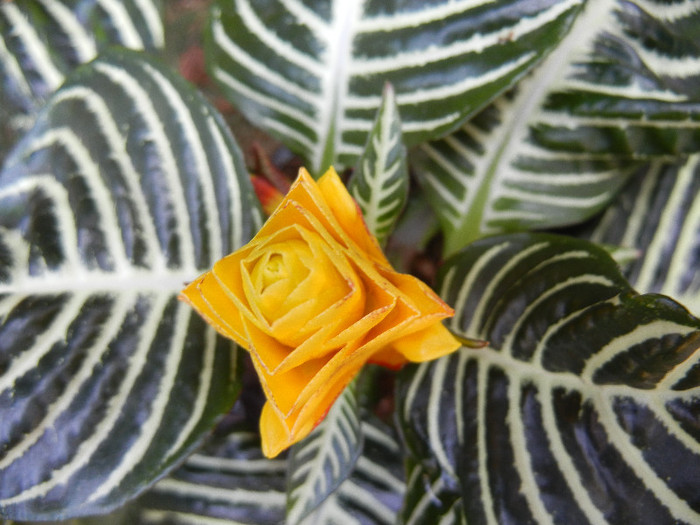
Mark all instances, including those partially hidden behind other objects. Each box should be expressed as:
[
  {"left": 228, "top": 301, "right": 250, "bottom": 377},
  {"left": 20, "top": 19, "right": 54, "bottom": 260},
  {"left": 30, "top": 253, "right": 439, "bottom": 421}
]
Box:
[
  {"left": 398, "top": 233, "right": 700, "bottom": 524},
  {"left": 0, "top": 49, "right": 259, "bottom": 520},
  {"left": 0, "top": 0, "right": 164, "bottom": 155},
  {"left": 348, "top": 83, "right": 408, "bottom": 245},
  {"left": 134, "top": 414, "right": 403, "bottom": 525},
  {"left": 382, "top": 192, "right": 441, "bottom": 275},
  {"left": 582, "top": 154, "right": 700, "bottom": 315},
  {"left": 137, "top": 423, "right": 288, "bottom": 525},
  {"left": 413, "top": 0, "right": 700, "bottom": 254},
  {"left": 206, "top": 0, "right": 583, "bottom": 173},
  {"left": 299, "top": 418, "right": 405, "bottom": 525},
  {"left": 400, "top": 456, "right": 464, "bottom": 525},
  {"left": 287, "top": 380, "right": 363, "bottom": 524}
]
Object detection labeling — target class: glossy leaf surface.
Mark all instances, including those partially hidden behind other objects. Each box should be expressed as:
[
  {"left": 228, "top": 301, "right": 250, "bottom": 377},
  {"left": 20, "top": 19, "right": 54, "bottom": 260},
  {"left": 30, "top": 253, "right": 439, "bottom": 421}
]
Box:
[
  {"left": 287, "top": 380, "right": 363, "bottom": 524},
  {"left": 207, "top": 0, "right": 582, "bottom": 173},
  {"left": 400, "top": 455, "right": 464, "bottom": 525},
  {"left": 582, "top": 154, "right": 700, "bottom": 316},
  {"left": 137, "top": 423, "right": 288, "bottom": 525},
  {"left": 299, "top": 418, "right": 405, "bottom": 525},
  {"left": 413, "top": 0, "right": 700, "bottom": 253},
  {"left": 398, "top": 233, "right": 700, "bottom": 524},
  {"left": 136, "top": 415, "right": 403, "bottom": 525},
  {"left": 0, "top": 0, "right": 164, "bottom": 156},
  {"left": 348, "top": 84, "right": 408, "bottom": 245},
  {"left": 0, "top": 49, "right": 259, "bottom": 520}
]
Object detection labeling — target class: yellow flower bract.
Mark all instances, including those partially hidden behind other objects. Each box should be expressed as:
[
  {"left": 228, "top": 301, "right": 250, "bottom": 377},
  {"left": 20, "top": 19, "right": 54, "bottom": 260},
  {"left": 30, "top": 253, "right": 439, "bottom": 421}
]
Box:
[{"left": 180, "top": 167, "right": 460, "bottom": 457}]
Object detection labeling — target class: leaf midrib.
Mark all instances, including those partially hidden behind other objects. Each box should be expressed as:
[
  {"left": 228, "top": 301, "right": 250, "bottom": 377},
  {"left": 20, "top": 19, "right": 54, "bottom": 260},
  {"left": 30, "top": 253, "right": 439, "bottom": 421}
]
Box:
[
  {"left": 468, "top": 343, "right": 694, "bottom": 403},
  {"left": 317, "top": 1, "right": 363, "bottom": 174},
  {"left": 0, "top": 270, "right": 198, "bottom": 294},
  {"left": 447, "top": 0, "right": 615, "bottom": 253}
]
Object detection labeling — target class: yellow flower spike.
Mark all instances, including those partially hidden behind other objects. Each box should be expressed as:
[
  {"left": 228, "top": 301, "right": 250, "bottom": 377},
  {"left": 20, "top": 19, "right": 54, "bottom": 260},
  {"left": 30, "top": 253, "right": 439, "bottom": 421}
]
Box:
[{"left": 180, "top": 166, "right": 462, "bottom": 457}]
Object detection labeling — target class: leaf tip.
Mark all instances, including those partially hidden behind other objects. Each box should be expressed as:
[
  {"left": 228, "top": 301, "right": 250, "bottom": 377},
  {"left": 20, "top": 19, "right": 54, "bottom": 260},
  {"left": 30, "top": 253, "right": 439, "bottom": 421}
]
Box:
[{"left": 449, "top": 330, "right": 488, "bottom": 349}]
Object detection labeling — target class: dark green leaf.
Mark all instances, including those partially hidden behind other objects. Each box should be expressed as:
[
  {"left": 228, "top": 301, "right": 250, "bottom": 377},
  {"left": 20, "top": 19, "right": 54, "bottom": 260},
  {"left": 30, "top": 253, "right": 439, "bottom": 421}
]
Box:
[
  {"left": 206, "top": 0, "right": 583, "bottom": 173},
  {"left": 134, "top": 410, "right": 403, "bottom": 525},
  {"left": 301, "top": 418, "right": 405, "bottom": 525},
  {"left": 0, "top": 0, "right": 164, "bottom": 158},
  {"left": 580, "top": 154, "right": 700, "bottom": 316},
  {"left": 412, "top": 1, "right": 700, "bottom": 253},
  {"left": 399, "top": 233, "right": 700, "bottom": 524},
  {"left": 0, "top": 48, "right": 259, "bottom": 520},
  {"left": 287, "top": 380, "right": 363, "bottom": 524},
  {"left": 399, "top": 456, "right": 464, "bottom": 525},
  {"left": 349, "top": 83, "right": 408, "bottom": 245},
  {"left": 136, "top": 407, "right": 288, "bottom": 525}
]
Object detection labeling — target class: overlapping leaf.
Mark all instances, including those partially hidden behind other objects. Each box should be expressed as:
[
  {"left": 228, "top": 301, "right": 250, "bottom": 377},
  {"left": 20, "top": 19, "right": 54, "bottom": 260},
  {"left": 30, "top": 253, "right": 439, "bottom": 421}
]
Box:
[
  {"left": 0, "top": 0, "right": 164, "bottom": 156},
  {"left": 413, "top": 0, "right": 700, "bottom": 254},
  {"left": 206, "top": 0, "right": 583, "bottom": 173},
  {"left": 282, "top": 87, "right": 406, "bottom": 523},
  {"left": 137, "top": 423, "right": 289, "bottom": 525},
  {"left": 135, "top": 414, "right": 403, "bottom": 525},
  {"left": 581, "top": 154, "right": 700, "bottom": 315},
  {"left": 348, "top": 84, "right": 408, "bottom": 246},
  {"left": 0, "top": 49, "right": 259, "bottom": 520},
  {"left": 400, "top": 456, "right": 464, "bottom": 525},
  {"left": 299, "top": 418, "right": 405, "bottom": 525},
  {"left": 287, "top": 380, "right": 363, "bottom": 524},
  {"left": 398, "top": 233, "right": 700, "bottom": 524}
]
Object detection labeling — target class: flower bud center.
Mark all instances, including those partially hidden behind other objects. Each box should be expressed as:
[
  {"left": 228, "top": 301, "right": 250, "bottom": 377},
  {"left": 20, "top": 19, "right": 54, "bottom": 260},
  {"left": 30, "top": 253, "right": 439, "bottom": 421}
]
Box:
[
  {"left": 250, "top": 240, "right": 312, "bottom": 321},
  {"left": 246, "top": 233, "right": 353, "bottom": 348},
  {"left": 260, "top": 253, "right": 286, "bottom": 291}
]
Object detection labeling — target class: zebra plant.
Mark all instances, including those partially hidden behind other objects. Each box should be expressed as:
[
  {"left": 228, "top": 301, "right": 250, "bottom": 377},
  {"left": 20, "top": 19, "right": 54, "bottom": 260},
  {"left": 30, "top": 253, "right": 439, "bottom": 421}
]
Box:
[{"left": 0, "top": 0, "right": 698, "bottom": 524}]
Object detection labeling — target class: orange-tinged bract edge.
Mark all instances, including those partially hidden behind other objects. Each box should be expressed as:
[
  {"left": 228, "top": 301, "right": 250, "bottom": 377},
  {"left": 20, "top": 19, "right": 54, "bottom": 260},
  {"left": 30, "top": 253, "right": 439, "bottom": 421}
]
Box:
[{"left": 179, "top": 166, "right": 463, "bottom": 457}]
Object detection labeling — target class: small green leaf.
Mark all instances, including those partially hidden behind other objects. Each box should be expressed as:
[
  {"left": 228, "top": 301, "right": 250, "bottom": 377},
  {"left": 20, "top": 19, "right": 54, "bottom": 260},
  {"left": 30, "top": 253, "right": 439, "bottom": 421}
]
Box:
[
  {"left": 287, "top": 379, "right": 363, "bottom": 524},
  {"left": 349, "top": 83, "right": 408, "bottom": 245},
  {"left": 0, "top": 49, "right": 259, "bottom": 520},
  {"left": 301, "top": 418, "right": 405, "bottom": 525},
  {"left": 398, "top": 233, "right": 700, "bottom": 524}
]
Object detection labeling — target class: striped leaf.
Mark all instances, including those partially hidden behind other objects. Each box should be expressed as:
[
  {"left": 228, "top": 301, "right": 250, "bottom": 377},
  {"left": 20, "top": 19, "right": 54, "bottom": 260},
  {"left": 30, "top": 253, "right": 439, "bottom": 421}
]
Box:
[
  {"left": 398, "top": 233, "right": 700, "bottom": 524},
  {"left": 348, "top": 83, "right": 408, "bottom": 245},
  {"left": 412, "top": 0, "right": 700, "bottom": 254},
  {"left": 582, "top": 155, "right": 700, "bottom": 315},
  {"left": 0, "top": 0, "right": 164, "bottom": 156},
  {"left": 0, "top": 49, "right": 259, "bottom": 520},
  {"left": 134, "top": 415, "right": 403, "bottom": 525},
  {"left": 137, "top": 425, "right": 288, "bottom": 525},
  {"left": 206, "top": 0, "right": 583, "bottom": 173},
  {"left": 299, "top": 418, "right": 405, "bottom": 525},
  {"left": 400, "top": 456, "right": 464, "bottom": 525},
  {"left": 287, "top": 380, "right": 363, "bottom": 524}
]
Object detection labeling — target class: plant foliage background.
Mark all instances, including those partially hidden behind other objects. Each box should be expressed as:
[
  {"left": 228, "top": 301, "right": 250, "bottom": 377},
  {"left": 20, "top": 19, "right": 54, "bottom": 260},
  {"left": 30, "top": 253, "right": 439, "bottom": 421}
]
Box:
[{"left": 0, "top": 0, "right": 698, "bottom": 524}]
